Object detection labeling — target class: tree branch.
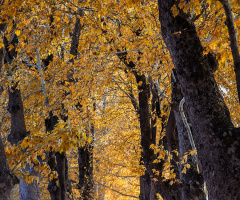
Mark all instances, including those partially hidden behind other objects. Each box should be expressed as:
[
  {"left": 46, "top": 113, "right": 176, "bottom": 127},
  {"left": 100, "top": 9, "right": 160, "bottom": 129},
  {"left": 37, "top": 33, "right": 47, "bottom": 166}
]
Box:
[
  {"left": 94, "top": 180, "right": 139, "bottom": 199},
  {"left": 219, "top": 0, "right": 240, "bottom": 103}
]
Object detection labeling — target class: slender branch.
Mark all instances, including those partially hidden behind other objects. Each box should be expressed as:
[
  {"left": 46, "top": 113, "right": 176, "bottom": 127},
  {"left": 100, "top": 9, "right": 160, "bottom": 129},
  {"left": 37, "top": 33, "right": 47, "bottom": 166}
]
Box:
[
  {"left": 36, "top": 49, "right": 49, "bottom": 106},
  {"left": 67, "top": 0, "right": 95, "bottom": 12},
  {"left": 112, "top": 77, "right": 139, "bottom": 112},
  {"left": 94, "top": 180, "right": 139, "bottom": 199},
  {"left": 179, "top": 98, "right": 198, "bottom": 163},
  {"left": 23, "top": 90, "right": 43, "bottom": 102},
  {"left": 219, "top": 0, "right": 240, "bottom": 103}
]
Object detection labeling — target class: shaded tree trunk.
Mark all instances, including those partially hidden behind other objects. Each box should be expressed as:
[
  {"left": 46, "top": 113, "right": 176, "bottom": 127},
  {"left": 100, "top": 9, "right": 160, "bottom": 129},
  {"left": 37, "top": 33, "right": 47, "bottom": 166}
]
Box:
[
  {"left": 45, "top": 112, "right": 71, "bottom": 200},
  {"left": 7, "top": 87, "right": 41, "bottom": 200},
  {"left": 158, "top": 1, "right": 240, "bottom": 199},
  {"left": 47, "top": 150, "right": 62, "bottom": 200},
  {"left": 0, "top": 137, "right": 19, "bottom": 200},
  {"left": 78, "top": 121, "right": 94, "bottom": 200},
  {"left": 117, "top": 52, "right": 183, "bottom": 200},
  {"left": 56, "top": 152, "right": 67, "bottom": 200},
  {"left": 0, "top": 22, "right": 19, "bottom": 200},
  {"left": 171, "top": 69, "right": 205, "bottom": 200}
]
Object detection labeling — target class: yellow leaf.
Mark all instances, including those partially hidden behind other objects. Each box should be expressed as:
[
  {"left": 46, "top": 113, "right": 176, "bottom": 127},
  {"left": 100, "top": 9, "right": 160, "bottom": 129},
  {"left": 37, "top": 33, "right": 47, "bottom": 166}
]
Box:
[
  {"left": 150, "top": 144, "right": 155, "bottom": 149},
  {"left": 186, "top": 164, "right": 191, "bottom": 169},
  {"left": 182, "top": 168, "right": 186, "bottom": 174},
  {"left": 8, "top": 44, "right": 14, "bottom": 51},
  {"left": 15, "top": 30, "right": 21, "bottom": 36},
  {"left": 0, "top": 43, "right": 4, "bottom": 49},
  {"left": 87, "top": 137, "right": 93, "bottom": 143}
]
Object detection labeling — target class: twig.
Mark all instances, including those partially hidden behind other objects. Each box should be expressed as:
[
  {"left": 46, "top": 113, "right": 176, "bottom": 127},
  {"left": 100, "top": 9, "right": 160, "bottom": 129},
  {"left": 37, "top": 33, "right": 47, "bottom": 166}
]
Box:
[
  {"left": 23, "top": 90, "right": 43, "bottom": 102},
  {"left": 94, "top": 180, "right": 139, "bottom": 199}
]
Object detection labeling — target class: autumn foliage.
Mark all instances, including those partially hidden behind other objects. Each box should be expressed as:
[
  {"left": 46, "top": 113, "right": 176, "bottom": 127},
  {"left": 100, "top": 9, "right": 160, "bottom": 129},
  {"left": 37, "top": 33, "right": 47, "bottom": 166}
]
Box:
[{"left": 0, "top": 0, "right": 240, "bottom": 199}]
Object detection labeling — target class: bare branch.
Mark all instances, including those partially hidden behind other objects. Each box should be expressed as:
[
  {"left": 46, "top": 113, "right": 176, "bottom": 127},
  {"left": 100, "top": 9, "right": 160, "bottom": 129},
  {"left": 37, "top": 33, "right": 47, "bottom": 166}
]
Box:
[
  {"left": 94, "top": 180, "right": 139, "bottom": 199},
  {"left": 112, "top": 77, "right": 139, "bottom": 112}
]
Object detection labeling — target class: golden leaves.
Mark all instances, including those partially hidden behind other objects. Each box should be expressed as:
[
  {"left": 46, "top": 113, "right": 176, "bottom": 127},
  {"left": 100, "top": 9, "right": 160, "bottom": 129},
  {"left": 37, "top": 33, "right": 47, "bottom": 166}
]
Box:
[{"left": 15, "top": 30, "right": 20, "bottom": 36}]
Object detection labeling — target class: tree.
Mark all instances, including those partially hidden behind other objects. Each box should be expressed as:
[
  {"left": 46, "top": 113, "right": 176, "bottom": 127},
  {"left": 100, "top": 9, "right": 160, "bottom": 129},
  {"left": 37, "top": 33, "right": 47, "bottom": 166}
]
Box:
[{"left": 158, "top": 0, "right": 240, "bottom": 199}]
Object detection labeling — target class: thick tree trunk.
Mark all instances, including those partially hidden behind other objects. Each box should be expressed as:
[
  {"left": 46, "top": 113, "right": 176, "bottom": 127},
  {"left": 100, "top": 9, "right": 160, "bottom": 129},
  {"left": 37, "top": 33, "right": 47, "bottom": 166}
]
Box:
[
  {"left": 0, "top": 138, "right": 19, "bottom": 200},
  {"left": 158, "top": 1, "right": 240, "bottom": 199},
  {"left": 0, "top": 23, "right": 19, "bottom": 200},
  {"left": 19, "top": 177, "right": 41, "bottom": 200},
  {"left": 47, "top": 151, "right": 62, "bottom": 200},
  {"left": 7, "top": 87, "right": 41, "bottom": 200},
  {"left": 78, "top": 144, "right": 93, "bottom": 199},
  {"left": 77, "top": 104, "right": 94, "bottom": 200},
  {"left": 56, "top": 152, "right": 67, "bottom": 200},
  {"left": 45, "top": 112, "right": 72, "bottom": 200},
  {"left": 78, "top": 122, "right": 94, "bottom": 200},
  {"left": 7, "top": 87, "right": 29, "bottom": 145},
  {"left": 171, "top": 69, "right": 205, "bottom": 200}
]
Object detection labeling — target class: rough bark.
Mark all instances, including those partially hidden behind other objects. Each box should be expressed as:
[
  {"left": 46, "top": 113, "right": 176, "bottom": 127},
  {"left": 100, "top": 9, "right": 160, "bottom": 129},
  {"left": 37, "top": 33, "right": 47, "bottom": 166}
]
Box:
[
  {"left": 19, "top": 178, "right": 41, "bottom": 200},
  {"left": 0, "top": 22, "right": 19, "bottom": 200},
  {"left": 139, "top": 176, "right": 145, "bottom": 199},
  {"left": 43, "top": 14, "right": 72, "bottom": 199},
  {"left": 47, "top": 150, "right": 62, "bottom": 200},
  {"left": 78, "top": 144, "right": 93, "bottom": 199},
  {"left": 219, "top": 0, "right": 240, "bottom": 103},
  {"left": 7, "top": 87, "right": 41, "bottom": 200},
  {"left": 70, "top": 13, "right": 83, "bottom": 58},
  {"left": 7, "top": 87, "right": 29, "bottom": 145},
  {"left": 78, "top": 122, "right": 94, "bottom": 200},
  {"left": 56, "top": 152, "right": 67, "bottom": 200},
  {"left": 171, "top": 69, "right": 205, "bottom": 200},
  {"left": 158, "top": 1, "right": 240, "bottom": 199},
  {"left": 0, "top": 137, "right": 19, "bottom": 200},
  {"left": 45, "top": 113, "right": 71, "bottom": 200}
]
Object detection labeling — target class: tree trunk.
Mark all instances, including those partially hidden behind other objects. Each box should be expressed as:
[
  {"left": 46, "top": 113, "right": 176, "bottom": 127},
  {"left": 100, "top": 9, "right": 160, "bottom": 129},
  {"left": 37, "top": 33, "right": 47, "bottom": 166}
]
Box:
[
  {"left": 117, "top": 53, "right": 183, "bottom": 199},
  {"left": 0, "top": 137, "right": 19, "bottom": 200},
  {"left": 56, "top": 152, "right": 67, "bottom": 200},
  {"left": 7, "top": 87, "right": 41, "bottom": 200},
  {"left": 0, "top": 23, "right": 19, "bottom": 200},
  {"left": 78, "top": 144, "right": 93, "bottom": 199},
  {"left": 45, "top": 112, "right": 72, "bottom": 200},
  {"left": 158, "top": 1, "right": 240, "bottom": 199},
  {"left": 171, "top": 69, "right": 205, "bottom": 200},
  {"left": 78, "top": 130, "right": 93, "bottom": 200},
  {"left": 47, "top": 150, "right": 62, "bottom": 200},
  {"left": 19, "top": 176, "right": 41, "bottom": 200}
]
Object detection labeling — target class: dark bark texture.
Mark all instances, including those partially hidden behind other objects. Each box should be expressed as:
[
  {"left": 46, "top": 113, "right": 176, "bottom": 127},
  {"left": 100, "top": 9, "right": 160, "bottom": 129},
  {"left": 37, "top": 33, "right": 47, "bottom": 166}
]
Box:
[
  {"left": 7, "top": 87, "right": 41, "bottom": 200},
  {"left": 69, "top": 12, "right": 94, "bottom": 199},
  {"left": 0, "top": 138, "right": 19, "bottom": 200},
  {"left": 56, "top": 152, "right": 67, "bottom": 200},
  {"left": 158, "top": 1, "right": 240, "bottom": 199},
  {"left": 171, "top": 69, "right": 205, "bottom": 200},
  {"left": 78, "top": 144, "right": 93, "bottom": 199},
  {"left": 0, "top": 23, "right": 19, "bottom": 200},
  {"left": 45, "top": 113, "right": 71, "bottom": 200},
  {"left": 7, "top": 87, "right": 29, "bottom": 145},
  {"left": 78, "top": 121, "right": 94, "bottom": 200},
  {"left": 47, "top": 151, "right": 62, "bottom": 200}
]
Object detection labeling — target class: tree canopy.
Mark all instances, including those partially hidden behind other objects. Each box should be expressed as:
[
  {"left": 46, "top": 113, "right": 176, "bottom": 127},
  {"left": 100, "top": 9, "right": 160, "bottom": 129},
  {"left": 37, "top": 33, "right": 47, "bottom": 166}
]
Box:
[{"left": 0, "top": 0, "right": 240, "bottom": 199}]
